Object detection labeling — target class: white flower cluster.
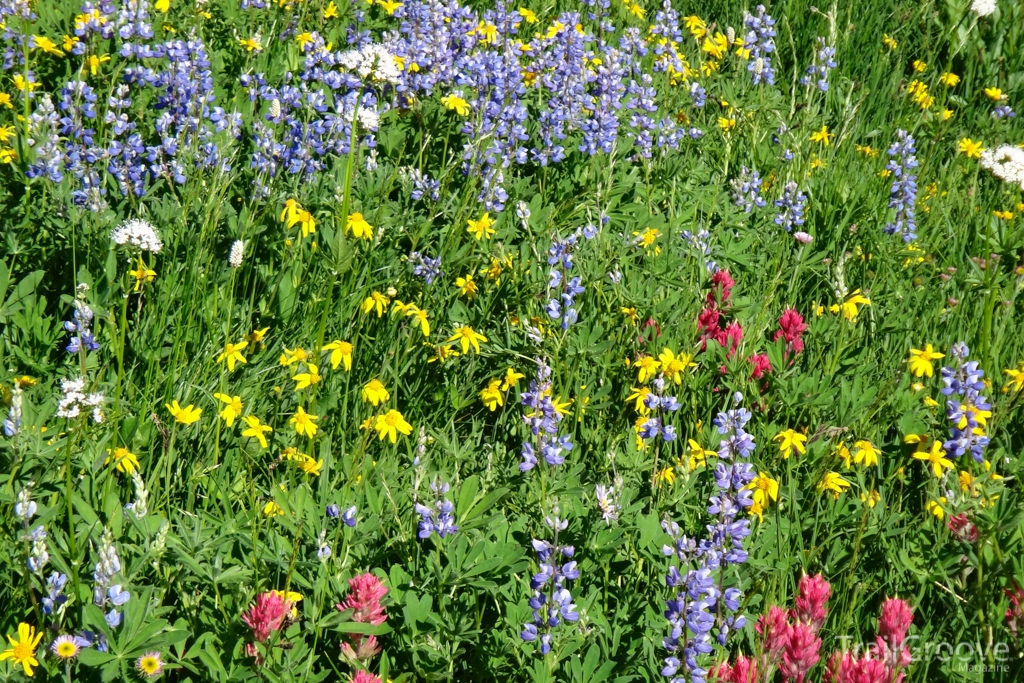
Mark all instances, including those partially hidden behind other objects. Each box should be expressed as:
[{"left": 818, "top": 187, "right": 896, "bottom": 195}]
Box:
[
  {"left": 111, "top": 218, "right": 164, "bottom": 253},
  {"left": 979, "top": 145, "right": 1024, "bottom": 190},
  {"left": 229, "top": 239, "right": 245, "bottom": 268},
  {"left": 356, "top": 106, "right": 380, "bottom": 131},
  {"left": 337, "top": 43, "right": 401, "bottom": 84},
  {"left": 56, "top": 377, "right": 105, "bottom": 422},
  {"left": 970, "top": 0, "right": 997, "bottom": 17}
]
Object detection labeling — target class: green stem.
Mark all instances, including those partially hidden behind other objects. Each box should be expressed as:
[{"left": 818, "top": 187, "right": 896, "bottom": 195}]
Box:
[
  {"left": 314, "top": 93, "right": 363, "bottom": 360},
  {"left": 63, "top": 425, "right": 79, "bottom": 591}
]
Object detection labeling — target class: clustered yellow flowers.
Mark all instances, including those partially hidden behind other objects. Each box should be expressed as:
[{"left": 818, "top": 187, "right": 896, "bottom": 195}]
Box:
[
  {"left": 830, "top": 290, "right": 871, "bottom": 322},
  {"left": 289, "top": 406, "right": 318, "bottom": 438},
  {"left": 392, "top": 301, "right": 431, "bottom": 336},
  {"left": 365, "top": 0, "right": 402, "bottom": 15},
  {"left": 129, "top": 258, "right": 157, "bottom": 292},
  {"left": 456, "top": 273, "right": 478, "bottom": 300},
  {"left": 167, "top": 400, "right": 202, "bottom": 425},
  {"left": 292, "top": 362, "right": 321, "bottom": 391},
  {"left": 354, "top": 378, "right": 414, "bottom": 443},
  {"left": 281, "top": 199, "right": 315, "bottom": 238},
  {"left": 773, "top": 429, "right": 807, "bottom": 459},
  {"left": 242, "top": 415, "right": 273, "bottom": 448},
  {"left": 214, "top": 393, "right": 244, "bottom": 426},
  {"left": 906, "top": 79, "right": 934, "bottom": 110},
  {"left": 631, "top": 347, "right": 696, "bottom": 386},
  {"left": 835, "top": 440, "right": 881, "bottom": 468},
  {"left": 1004, "top": 362, "right": 1024, "bottom": 393},
  {"left": 362, "top": 378, "right": 390, "bottom": 406},
  {"left": 362, "top": 291, "right": 391, "bottom": 317},
  {"left": 283, "top": 447, "right": 323, "bottom": 476},
  {"left": 374, "top": 409, "right": 413, "bottom": 443},
  {"left": 479, "top": 367, "right": 525, "bottom": 411},
  {"left": 322, "top": 340, "right": 354, "bottom": 371}
]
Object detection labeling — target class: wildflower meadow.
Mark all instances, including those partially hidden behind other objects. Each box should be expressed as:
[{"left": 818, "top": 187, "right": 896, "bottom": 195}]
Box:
[{"left": 2, "top": 0, "right": 1024, "bottom": 680}]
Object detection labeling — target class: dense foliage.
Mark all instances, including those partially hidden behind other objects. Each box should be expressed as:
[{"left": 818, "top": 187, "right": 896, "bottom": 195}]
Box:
[{"left": 1, "top": 0, "right": 1024, "bottom": 681}]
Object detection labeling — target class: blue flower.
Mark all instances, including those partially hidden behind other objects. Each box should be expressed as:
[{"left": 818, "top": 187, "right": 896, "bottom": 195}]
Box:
[
  {"left": 800, "top": 38, "right": 837, "bottom": 92},
  {"left": 415, "top": 480, "right": 458, "bottom": 539},
  {"left": 774, "top": 181, "right": 807, "bottom": 232},
  {"left": 883, "top": 130, "right": 919, "bottom": 242},
  {"left": 342, "top": 505, "right": 358, "bottom": 527},
  {"left": 730, "top": 167, "right": 766, "bottom": 213}
]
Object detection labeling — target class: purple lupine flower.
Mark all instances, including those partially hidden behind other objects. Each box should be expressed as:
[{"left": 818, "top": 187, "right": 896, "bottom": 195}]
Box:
[
  {"left": 408, "top": 251, "right": 443, "bottom": 284},
  {"left": 406, "top": 167, "right": 441, "bottom": 201},
  {"left": 884, "top": 129, "right": 919, "bottom": 242},
  {"left": 689, "top": 82, "right": 707, "bottom": 108},
  {"left": 743, "top": 5, "right": 777, "bottom": 86},
  {"left": 992, "top": 104, "right": 1015, "bottom": 119},
  {"left": 939, "top": 343, "right": 991, "bottom": 463},
  {"left": 65, "top": 300, "right": 101, "bottom": 355},
  {"left": 415, "top": 480, "right": 458, "bottom": 539},
  {"left": 519, "top": 358, "right": 571, "bottom": 470},
  {"left": 730, "top": 167, "right": 767, "bottom": 213},
  {"left": 639, "top": 378, "right": 681, "bottom": 444},
  {"left": 521, "top": 514, "right": 578, "bottom": 654},
  {"left": 682, "top": 229, "right": 718, "bottom": 273},
  {"left": 662, "top": 400, "right": 755, "bottom": 682},
  {"left": 42, "top": 572, "right": 68, "bottom": 616},
  {"left": 774, "top": 181, "right": 807, "bottom": 232},
  {"left": 800, "top": 37, "right": 837, "bottom": 92}
]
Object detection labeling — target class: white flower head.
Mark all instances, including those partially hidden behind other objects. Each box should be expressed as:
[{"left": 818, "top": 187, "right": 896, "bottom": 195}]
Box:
[
  {"left": 337, "top": 43, "right": 401, "bottom": 84},
  {"left": 56, "top": 378, "right": 103, "bottom": 422},
  {"left": 111, "top": 219, "right": 163, "bottom": 253},
  {"left": 355, "top": 106, "right": 380, "bottom": 131},
  {"left": 970, "top": 0, "right": 997, "bottom": 16},
  {"left": 229, "top": 240, "right": 244, "bottom": 268},
  {"left": 980, "top": 145, "right": 1024, "bottom": 190}
]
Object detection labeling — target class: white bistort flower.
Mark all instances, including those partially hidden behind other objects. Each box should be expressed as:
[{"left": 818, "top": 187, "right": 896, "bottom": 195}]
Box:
[
  {"left": 970, "top": 0, "right": 997, "bottom": 16},
  {"left": 979, "top": 145, "right": 1024, "bottom": 190},
  {"left": 111, "top": 219, "right": 163, "bottom": 253},
  {"left": 56, "top": 377, "right": 104, "bottom": 423},
  {"left": 229, "top": 240, "right": 244, "bottom": 268},
  {"left": 336, "top": 43, "right": 401, "bottom": 84},
  {"left": 355, "top": 106, "right": 380, "bottom": 131}
]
